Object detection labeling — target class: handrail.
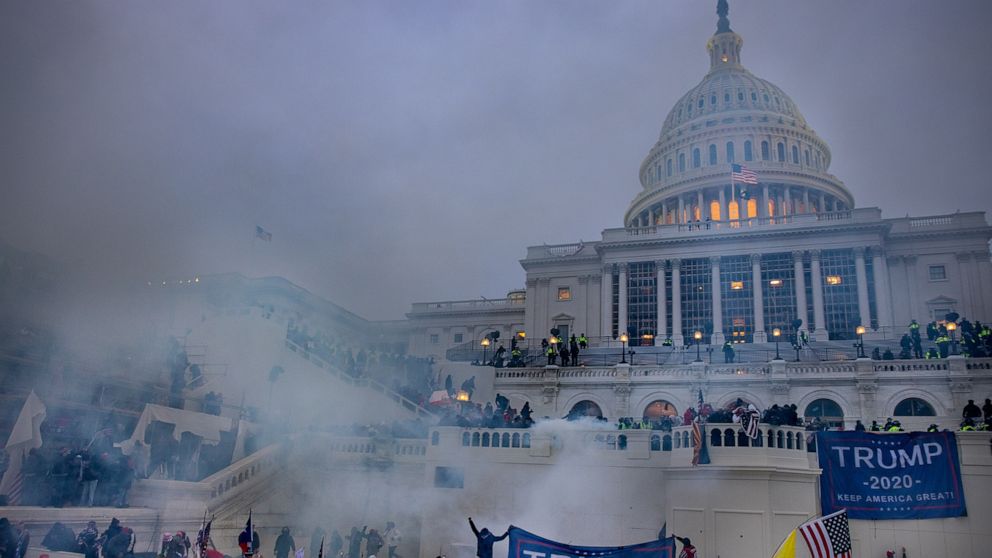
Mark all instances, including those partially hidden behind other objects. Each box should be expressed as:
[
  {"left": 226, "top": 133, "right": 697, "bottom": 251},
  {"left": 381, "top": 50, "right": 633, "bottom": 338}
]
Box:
[{"left": 284, "top": 338, "right": 435, "bottom": 418}]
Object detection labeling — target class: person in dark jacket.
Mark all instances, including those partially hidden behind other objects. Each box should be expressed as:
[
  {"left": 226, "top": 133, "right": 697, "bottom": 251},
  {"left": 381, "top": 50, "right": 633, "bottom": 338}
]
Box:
[
  {"left": 77, "top": 521, "right": 100, "bottom": 558},
  {"left": 0, "top": 519, "right": 17, "bottom": 558},
  {"left": 467, "top": 518, "right": 507, "bottom": 558},
  {"left": 273, "top": 528, "right": 296, "bottom": 558},
  {"left": 42, "top": 522, "right": 76, "bottom": 552},
  {"left": 328, "top": 530, "right": 343, "bottom": 558},
  {"left": 364, "top": 529, "right": 383, "bottom": 557},
  {"left": 309, "top": 527, "right": 325, "bottom": 558},
  {"left": 346, "top": 527, "right": 366, "bottom": 558}
]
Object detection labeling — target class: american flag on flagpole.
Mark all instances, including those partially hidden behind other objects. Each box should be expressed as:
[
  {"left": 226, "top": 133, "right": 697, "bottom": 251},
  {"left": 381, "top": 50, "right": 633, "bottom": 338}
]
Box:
[
  {"left": 731, "top": 163, "right": 758, "bottom": 185},
  {"left": 798, "top": 509, "right": 853, "bottom": 558}
]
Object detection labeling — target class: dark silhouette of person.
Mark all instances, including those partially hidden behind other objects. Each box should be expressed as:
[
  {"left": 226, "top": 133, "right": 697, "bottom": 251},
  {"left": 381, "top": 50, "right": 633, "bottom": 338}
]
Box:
[
  {"left": 274, "top": 527, "right": 296, "bottom": 558},
  {"left": 963, "top": 400, "right": 981, "bottom": 420},
  {"left": 467, "top": 518, "right": 507, "bottom": 558}
]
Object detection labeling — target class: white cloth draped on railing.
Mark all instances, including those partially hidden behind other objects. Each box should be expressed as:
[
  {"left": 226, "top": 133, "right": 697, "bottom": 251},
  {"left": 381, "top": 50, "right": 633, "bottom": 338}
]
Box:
[{"left": 117, "top": 403, "right": 233, "bottom": 455}]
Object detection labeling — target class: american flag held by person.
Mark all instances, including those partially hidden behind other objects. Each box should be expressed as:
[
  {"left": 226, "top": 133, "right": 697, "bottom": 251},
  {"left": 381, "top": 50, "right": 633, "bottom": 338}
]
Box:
[
  {"left": 733, "top": 404, "right": 760, "bottom": 439},
  {"left": 798, "top": 509, "right": 852, "bottom": 558}
]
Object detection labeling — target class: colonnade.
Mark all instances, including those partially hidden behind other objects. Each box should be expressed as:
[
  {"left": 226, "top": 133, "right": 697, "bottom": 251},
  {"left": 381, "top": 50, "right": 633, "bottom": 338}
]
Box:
[
  {"left": 602, "top": 247, "right": 892, "bottom": 344},
  {"left": 629, "top": 184, "right": 847, "bottom": 228}
]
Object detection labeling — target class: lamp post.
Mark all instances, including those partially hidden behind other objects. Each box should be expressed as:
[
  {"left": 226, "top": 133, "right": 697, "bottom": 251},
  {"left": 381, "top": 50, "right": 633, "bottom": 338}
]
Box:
[
  {"left": 693, "top": 330, "right": 703, "bottom": 362},
  {"left": 855, "top": 325, "right": 866, "bottom": 358},
  {"left": 772, "top": 328, "right": 782, "bottom": 360},
  {"left": 619, "top": 333, "right": 628, "bottom": 364},
  {"left": 946, "top": 321, "right": 958, "bottom": 355},
  {"left": 481, "top": 337, "right": 490, "bottom": 365}
]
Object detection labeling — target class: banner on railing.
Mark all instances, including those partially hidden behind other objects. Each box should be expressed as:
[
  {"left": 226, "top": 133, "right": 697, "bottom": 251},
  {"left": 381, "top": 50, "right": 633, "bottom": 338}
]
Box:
[
  {"left": 507, "top": 526, "right": 676, "bottom": 558},
  {"left": 816, "top": 431, "right": 966, "bottom": 519}
]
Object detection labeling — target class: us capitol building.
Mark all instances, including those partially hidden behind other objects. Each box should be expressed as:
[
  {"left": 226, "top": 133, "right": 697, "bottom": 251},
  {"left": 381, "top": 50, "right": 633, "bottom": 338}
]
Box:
[{"left": 4, "top": 3, "right": 992, "bottom": 558}]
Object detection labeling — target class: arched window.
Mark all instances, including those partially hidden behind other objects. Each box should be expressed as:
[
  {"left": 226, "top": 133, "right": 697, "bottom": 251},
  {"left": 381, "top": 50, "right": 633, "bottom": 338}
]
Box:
[
  {"left": 710, "top": 94, "right": 717, "bottom": 105},
  {"left": 786, "top": 432, "right": 794, "bottom": 449},
  {"left": 815, "top": 152, "right": 821, "bottom": 169},
  {"left": 737, "top": 430, "right": 749, "bottom": 447},
  {"left": 763, "top": 93, "right": 770, "bottom": 103},
  {"left": 502, "top": 432, "right": 511, "bottom": 447},
  {"left": 692, "top": 148, "right": 701, "bottom": 168},
  {"left": 663, "top": 435, "right": 672, "bottom": 451},
  {"left": 724, "top": 92, "right": 730, "bottom": 103},
  {"left": 698, "top": 98, "right": 704, "bottom": 109},
  {"left": 492, "top": 433, "right": 500, "bottom": 448},
  {"left": 512, "top": 433, "right": 521, "bottom": 448},
  {"left": 804, "top": 398, "right": 845, "bottom": 428},
  {"left": 747, "top": 198, "right": 757, "bottom": 218},
  {"left": 776, "top": 430, "right": 784, "bottom": 448},
  {"left": 678, "top": 153, "right": 686, "bottom": 172},
  {"left": 894, "top": 398, "right": 936, "bottom": 416},
  {"left": 643, "top": 400, "right": 678, "bottom": 419},
  {"left": 777, "top": 142, "right": 785, "bottom": 162},
  {"left": 709, "top": 144, "right": 718, "bottom": 165},
  {"left": 796, "top": 434, "right": 803, "bottom": 451},
  {"left": 711, "top": 428, "right": 722, "bottom": 447},
  {"left": 728, "top": 200, "right": 740, "bottom": 220},
  {"left": 724, "top": 428, "right": 736, "bottom": 447},
  {"left": 744, "top": 140, "right": 753, "bottom": 161},
  {"left": 472, "top": 432, "right": 481, "bottom": 446},
  {"left": 804, "top": 150, "right": 810, "bottom": 166},
  {"left": 738, "top": 90, "right": 744, "bottom": 101},
  {"left": 481, "top": 432, "right": 490, "bottom": 447},
  {"left": 667, "top": 159, "right": 673, "bottom": 177},
  {"left": 791, "top": 145, "right": 799, "bottom": 164},
  {"left": 567, "top": 400, "right": 603, "bottom": 420},
  {"left": 523, "top": 433, "right": 531, "bottom": 448},
  {"left": 761, "top": 141, "right": 770, "bottom": 160},
  {"left": 651, "top": 434, "right": 661, "bottom": 451},
  {"left": 683, "top": 431, "right": 691, "bottom": 447},
  {"left": 462, "top": 432, "right": 470, "bottom": 446},
  {"left": 431, "top": 431, "right": 440, "bottom": 445},
  {"left": 726, "top": 141, "right": 735, "bottom": 163},
  {"left": 754, "top": 430, "right": 763, "bottom": 447}
]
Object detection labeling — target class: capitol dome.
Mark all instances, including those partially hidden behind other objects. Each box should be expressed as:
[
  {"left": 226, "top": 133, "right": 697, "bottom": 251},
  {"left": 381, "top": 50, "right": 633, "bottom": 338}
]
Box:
[{"left": 625, "top": 2, "right": 854, "bottom": 228}]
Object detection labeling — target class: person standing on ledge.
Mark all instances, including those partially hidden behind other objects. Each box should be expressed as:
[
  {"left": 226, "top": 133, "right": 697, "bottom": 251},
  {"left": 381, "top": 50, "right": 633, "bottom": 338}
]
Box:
[{"left": 467, "top": 518, "right": 507, "bottom": 558}]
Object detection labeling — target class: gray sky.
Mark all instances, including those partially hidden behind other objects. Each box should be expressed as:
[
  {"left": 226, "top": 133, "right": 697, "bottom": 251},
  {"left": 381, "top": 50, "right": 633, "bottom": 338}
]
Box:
[{"left": 2, "top": 0, "right": 991, "bottom": 321}]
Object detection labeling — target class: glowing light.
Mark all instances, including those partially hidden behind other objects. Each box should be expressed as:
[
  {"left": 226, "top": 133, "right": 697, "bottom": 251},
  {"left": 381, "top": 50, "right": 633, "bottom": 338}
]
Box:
[
  {"left": 480, "top": 338, "right": 490, "bottom": 347},
  {"left": 946, "top": 322, "right": 957, "bottom": 332},
  {"left": 825, "top": 275, "right": 842, "bottom": 285},
  {"left": 769, "top": 279, "right": 783, "bottom": 287},
  {"left": 455, "top": 390, "right": 470, "bottom": 402},
  {"left": 693, "top": 331, "right": 702, "bottom": 341},
  {"left": 855, "top": 325, "right": 866, "bottom": 335},
  {"left": 731, "top": 281, "right": 744, "bottom": 290},
  {"left": 772, "top": 328, "right": 781, "bottom": 337},
  {"left": 619, "top": 333, "right": 629, "bottom": 343}
]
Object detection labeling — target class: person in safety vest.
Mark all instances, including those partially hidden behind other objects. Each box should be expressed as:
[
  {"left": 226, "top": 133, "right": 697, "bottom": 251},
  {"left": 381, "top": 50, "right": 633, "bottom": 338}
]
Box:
[{"left": 578, "top": 334, "right": 588, "bottom": 349}]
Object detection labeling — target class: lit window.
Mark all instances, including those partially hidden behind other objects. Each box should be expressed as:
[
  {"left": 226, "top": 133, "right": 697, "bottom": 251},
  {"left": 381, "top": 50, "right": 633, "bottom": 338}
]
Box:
[
  {"left": 769, "top": 279, "right": 783, "bottom": 287},
  {"left": 825, "top": 275, "right": 842, "bottom": 286},
  {"left": 929, "top": 265, "right": 947, "bottom": 281},
  {"left": 516, "top": 331, "right": 526, "bottom": 339},
  {"left": 454, "top": 333, "right": 463, "bottom": 343},
  {"left": 430, "top": 334, "right": 439, "bottom": 344},
  {"left": 558, "top": 287, "right": 571, "bottom": 301},
  {"left": 731, "top": 281, "right": 744, "bottom": 290}
]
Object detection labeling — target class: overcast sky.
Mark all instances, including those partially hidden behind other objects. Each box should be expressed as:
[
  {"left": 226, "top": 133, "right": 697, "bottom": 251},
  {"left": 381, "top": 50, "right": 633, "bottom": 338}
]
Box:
[{"left": 2, "top": 0, "right": 991, "bottom": 321}]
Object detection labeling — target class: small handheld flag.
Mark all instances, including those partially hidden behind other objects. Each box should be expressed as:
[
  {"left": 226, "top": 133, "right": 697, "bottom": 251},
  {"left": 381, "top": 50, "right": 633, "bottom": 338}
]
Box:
[{"left": 798, "top": 509, "right": 852, "bottom": 558}]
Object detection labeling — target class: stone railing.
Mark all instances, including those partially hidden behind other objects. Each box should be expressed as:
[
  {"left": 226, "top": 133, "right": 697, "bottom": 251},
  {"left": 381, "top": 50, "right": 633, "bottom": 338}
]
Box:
[
  {"left": 284, "top": 338, "right": 434, "bottom": 418},
  {"left": 203, "top": 442, "right": 284, "bottom": 502},
  {"left": 409, "top": 297, "right": 523, "bottom": 314}
]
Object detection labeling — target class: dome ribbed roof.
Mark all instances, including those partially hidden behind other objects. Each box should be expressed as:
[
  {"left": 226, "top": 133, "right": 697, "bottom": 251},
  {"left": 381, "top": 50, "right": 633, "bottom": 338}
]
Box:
[{"left": 660, "top": 68, "right": 808, "bottom": 138}]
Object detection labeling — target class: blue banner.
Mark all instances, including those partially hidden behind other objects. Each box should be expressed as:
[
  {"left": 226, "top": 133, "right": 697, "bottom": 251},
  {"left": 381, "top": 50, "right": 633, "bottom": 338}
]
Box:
[
  {"left": 816, "top": 431, "right": 967, "bottom": 519},
  {"left": 507, "top": 527, "right": 675, "bottom": 558}
]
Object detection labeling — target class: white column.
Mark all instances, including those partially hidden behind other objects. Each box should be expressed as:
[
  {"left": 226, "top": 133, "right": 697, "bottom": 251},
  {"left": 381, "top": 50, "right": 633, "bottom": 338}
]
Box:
[
  {"left": 904, "top": 256, "right": 921, "bottom": 322},
  {"left": 793, "top": 251, "right": 808, "bottom": 333},
  {"left": 710, "top": 256, "right": 724, "bottom": 344},
  {"left": 761, "top": 184, "right": 770, "bottom": 218},
  {"left": 671, "top": 259, "right": 683, "bottom": 345},
  {"left": 810, "top": 250, "right": 828, "bottom": 340},
  {"left": 524, "top": 278, "right": 538, "bottom": 342},
  {"left": 655, "top": 260, "right": 667, "bottom": 345},
  {"left": 601, "top": 264, "right": 613, "bottom": 339},
  {"left": 872, "top": 247, "right": 893, "bottom": 332},
  {"left": 618, "top": 263, "right": 628, "bottom": 338},
  {"left": 718, "top": 187, "right": 727, "bottom": 221},
  {"left": 783, "top": 186, "right": 792, "bottom": 215},
  {"left": 678, "top": 196, "right": 685, "bottom": 224},
  {"left": 802, "top": 188, "right": 810, "bottom": 214},
  {"left": 661, "top": 201, "right": 668, "bottom": 224},
  {"left": 648, "top": 207, "right": 655, "bottom": 226},
  {"left": 751, "top": 253, "right": 766, "bottom": 342},
  {"left": 697, "top": 191, "right": 704, "bottom": 221},
  {"left": 854, "top": 248, "right": 872, "bottom": 330}
]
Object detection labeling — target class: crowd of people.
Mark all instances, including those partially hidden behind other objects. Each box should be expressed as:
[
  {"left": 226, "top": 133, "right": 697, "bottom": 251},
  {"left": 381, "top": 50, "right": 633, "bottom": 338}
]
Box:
[
  {"left": 898, "top": 317, "right": 992, "bottom": 359},
  {"left": 437, "top": 394, "right": 535, "bottom": 429},
  {"left": 287, "top": 325, "right": 436, "bottom": 411},
  {"left": 22, "top": 517, "right": 138, "bottom": 558},
  {"left": 235, "top": 520, "right": 402, "bottom": 558}
]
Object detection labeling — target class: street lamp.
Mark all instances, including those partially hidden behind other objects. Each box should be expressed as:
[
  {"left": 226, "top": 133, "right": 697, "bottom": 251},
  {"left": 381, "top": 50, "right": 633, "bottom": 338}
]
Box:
[
  {"left": 693, "top": 330, "right": 703, "bottom": 362},
  {"left": 855, "top": 325, "right": 866, "bottom": 358},
  {"left": 481, "top": 337, "right": 491, "bottom": 365},
  {"left": 772, "top": 328, "right": 782, "bottom": 360},
  {"left": 946, "top": 321, "right": 958, "bottom": 355},
  {"left": 619, "top": 333, "right": 629, "bottom": 364}
]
